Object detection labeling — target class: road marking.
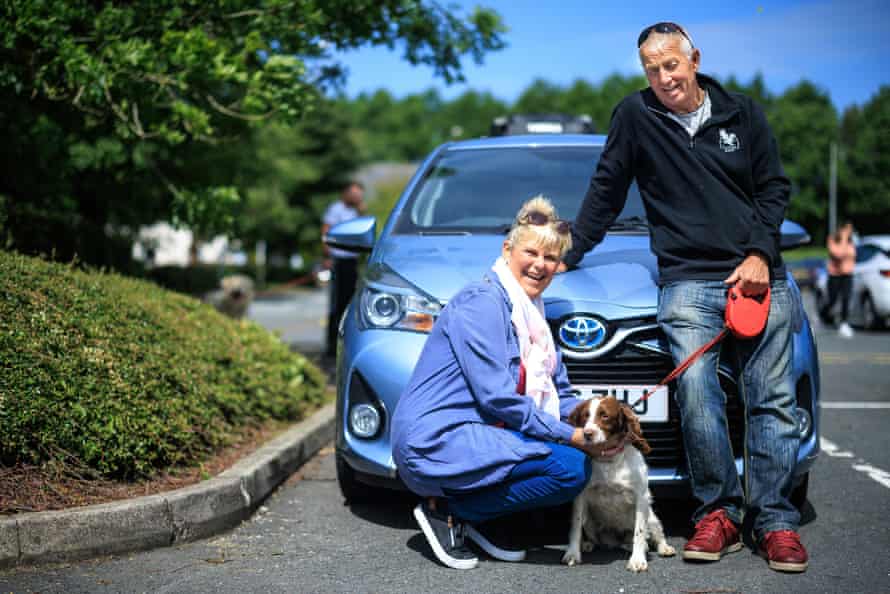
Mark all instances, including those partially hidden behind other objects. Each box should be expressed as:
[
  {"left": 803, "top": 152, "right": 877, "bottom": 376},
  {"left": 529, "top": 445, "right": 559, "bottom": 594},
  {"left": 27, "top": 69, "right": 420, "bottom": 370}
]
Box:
[
  {"left": 821, "top": 437, "right": 890, "bottom": 490},
  {"left": 820, "top": 437, "right": 855, "bottom": 458},
  {"left": 820, "top": 401, "right": 890, "bottom": 409},
  {"left": 851, "top": 464, "right": 890, "bottom": 489},
  {"left": 820, "top": 353, "right": 890, "bottom": 365}
]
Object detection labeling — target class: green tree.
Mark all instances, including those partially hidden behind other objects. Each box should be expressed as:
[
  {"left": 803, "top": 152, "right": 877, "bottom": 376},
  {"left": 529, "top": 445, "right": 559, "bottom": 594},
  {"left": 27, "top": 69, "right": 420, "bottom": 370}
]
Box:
[
  {"left": 841, "top": 86, "right": 890, "bottom": 235},
  {"left": 0, "top": 1, "right": 505, "bottom": 266},
  {"left": 767, "top": 81, "right": 838, "bottom": 238}
]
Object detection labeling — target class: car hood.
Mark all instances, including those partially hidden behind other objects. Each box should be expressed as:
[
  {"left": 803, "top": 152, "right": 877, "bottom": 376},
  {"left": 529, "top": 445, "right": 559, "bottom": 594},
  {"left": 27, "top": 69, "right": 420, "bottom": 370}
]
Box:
[{"left": 371, "top": 234, "right": 659, "bottom": 314}]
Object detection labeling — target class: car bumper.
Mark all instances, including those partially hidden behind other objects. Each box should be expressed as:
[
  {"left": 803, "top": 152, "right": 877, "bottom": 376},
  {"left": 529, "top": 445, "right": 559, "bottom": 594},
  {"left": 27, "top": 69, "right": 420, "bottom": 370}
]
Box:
[{"left": 335, "top": 301, "right": 821, "bottom": 495}]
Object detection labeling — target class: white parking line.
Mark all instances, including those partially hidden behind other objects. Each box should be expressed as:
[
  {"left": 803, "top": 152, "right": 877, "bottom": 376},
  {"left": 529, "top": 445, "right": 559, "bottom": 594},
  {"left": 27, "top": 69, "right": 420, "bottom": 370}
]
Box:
[
  {"left": 821, "top": 437, "right": 890, "bottom": 490},
  {"left": 820, "top": 401, "right": 890, "bottom": 409}
]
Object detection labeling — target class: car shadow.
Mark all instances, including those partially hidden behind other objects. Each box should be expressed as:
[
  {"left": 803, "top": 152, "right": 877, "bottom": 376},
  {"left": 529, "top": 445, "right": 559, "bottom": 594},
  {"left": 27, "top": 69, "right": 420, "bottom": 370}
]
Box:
[
  {"left": 347, "top": 491, "right": 817, "bottom": 560},
  {"left": 346, "top": 495, "right": 419, "bottom": 530}
]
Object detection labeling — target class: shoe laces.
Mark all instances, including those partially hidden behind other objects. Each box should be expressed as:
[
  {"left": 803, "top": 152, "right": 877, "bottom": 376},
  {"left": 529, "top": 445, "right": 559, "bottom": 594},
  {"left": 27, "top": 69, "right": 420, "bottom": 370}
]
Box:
[
  {"left": 690, "top": 510, "right": 734, "bottom": 545},
  {"left": 764, "top": 530, "right": 804, "bottom": 554},
  {"left": 447, "top": 516, "right": 466, "bottom": 549}
]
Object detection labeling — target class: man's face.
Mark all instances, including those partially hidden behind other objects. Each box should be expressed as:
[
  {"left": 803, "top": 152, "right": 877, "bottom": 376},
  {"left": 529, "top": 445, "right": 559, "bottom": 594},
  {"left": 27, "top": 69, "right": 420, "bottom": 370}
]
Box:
[
  {"left": 639, "top": 34, "right": 701, "bottom": 114},
  {"left": 342, "top": 184, "right": 363, "bottom": 207}
]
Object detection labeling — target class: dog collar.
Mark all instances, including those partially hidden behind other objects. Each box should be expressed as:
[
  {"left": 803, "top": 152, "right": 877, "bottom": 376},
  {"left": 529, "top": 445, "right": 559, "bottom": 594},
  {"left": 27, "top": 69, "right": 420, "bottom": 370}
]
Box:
[{"left": 598, "top": 438, "right": 626, "bottom": 459}]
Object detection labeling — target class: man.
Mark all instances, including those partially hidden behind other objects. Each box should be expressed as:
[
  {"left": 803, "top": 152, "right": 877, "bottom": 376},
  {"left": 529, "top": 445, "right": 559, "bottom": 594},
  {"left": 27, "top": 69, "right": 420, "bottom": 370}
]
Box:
[
  {"left": 560, "top": 22, "right": 808, "bottom": 573},
  {"left": 322, "top": 181, "right": 366, "bottom": 361}
]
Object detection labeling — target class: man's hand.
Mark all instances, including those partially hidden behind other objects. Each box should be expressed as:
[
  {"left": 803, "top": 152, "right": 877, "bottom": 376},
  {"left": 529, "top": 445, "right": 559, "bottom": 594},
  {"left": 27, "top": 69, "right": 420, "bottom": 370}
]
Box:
[
  {"left": 724, "top": 251, "right": 770, "bottom": 296},
  {"left": 556, "top": 262, "right": 568, "bottom": 274}
]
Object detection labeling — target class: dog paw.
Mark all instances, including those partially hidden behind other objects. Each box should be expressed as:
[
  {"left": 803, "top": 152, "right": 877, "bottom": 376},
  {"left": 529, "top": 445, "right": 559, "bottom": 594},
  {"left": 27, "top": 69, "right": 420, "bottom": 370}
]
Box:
[
  {"left": 581, "top": 541, "right": 594, "bottom": 553},
  {"left": 657, "top": 542, "right": 676, "bottom": 557},
  {"left": 562, "top": 549, "right": 582, "bottom": 566},
  {"left": 626, "top": 555, "right": 648, "bottom": 573}
]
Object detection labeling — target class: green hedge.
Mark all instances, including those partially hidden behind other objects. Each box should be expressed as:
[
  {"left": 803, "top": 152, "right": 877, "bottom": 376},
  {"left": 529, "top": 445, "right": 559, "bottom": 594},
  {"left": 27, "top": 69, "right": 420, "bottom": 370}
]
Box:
[
  {"left": 146, "top": 263, "right": 314, "bottom": 295},
  {"left": 0, "top": 250, "right": 326, "bottom": 480}
]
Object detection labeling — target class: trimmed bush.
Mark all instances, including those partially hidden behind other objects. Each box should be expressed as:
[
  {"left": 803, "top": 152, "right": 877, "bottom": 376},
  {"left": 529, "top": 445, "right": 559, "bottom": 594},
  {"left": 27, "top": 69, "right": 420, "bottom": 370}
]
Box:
[{"left": 0, "top": 250, "right": 326, "bottom": 480}]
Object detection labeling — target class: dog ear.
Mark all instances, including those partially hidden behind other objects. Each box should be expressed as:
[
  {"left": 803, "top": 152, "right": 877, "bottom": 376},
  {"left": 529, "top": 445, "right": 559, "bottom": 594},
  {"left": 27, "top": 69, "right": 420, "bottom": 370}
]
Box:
[
  {"left": 620, "top": 404, "right": 651, "bottom": 455},
  {"left": 568, "top": 400, "right": 588, "bottom": 428}
]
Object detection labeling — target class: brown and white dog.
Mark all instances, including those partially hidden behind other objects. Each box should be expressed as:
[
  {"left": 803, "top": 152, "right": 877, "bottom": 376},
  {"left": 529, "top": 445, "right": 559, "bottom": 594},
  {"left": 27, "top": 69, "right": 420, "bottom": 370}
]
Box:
[{"left": 562, "top": 396, "right": 676, "bottom": 572}]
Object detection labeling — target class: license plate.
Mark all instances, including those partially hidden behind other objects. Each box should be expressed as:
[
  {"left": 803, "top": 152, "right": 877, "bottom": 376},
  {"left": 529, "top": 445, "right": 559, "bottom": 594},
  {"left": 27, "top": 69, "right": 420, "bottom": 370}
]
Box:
[{"left": 572, "top": 385, "right": 669, "bottom": 423}]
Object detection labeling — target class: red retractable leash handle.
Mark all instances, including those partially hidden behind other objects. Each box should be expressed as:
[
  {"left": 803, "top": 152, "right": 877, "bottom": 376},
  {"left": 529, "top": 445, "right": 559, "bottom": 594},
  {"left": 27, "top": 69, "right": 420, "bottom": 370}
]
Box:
[{"left": 629, "top": 285, "right": 771, "bottom": 409}]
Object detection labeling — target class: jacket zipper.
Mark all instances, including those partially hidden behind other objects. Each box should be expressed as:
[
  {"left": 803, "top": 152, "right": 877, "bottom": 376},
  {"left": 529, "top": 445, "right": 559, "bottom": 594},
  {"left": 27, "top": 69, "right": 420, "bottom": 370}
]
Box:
[{"left": 646, "top": 105, "right": 739, "bottom": 151}]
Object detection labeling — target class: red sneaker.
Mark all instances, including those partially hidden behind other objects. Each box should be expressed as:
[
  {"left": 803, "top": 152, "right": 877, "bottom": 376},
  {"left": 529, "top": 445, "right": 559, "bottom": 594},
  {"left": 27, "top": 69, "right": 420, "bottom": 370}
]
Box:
[
  {"left": 682, "top": 509, "right": 742, "bottom": 561},
  {"left": 759, "top": 530, "right": 809, "bottom": 572}
]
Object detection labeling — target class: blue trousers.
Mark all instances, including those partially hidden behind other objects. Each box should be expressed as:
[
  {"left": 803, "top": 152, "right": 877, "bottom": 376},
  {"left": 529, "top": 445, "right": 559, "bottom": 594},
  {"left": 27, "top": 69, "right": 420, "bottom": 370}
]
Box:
[
  {"left": 658, "top": 279, "right": 800, "bottom": 539},
  {"left": 445, "top": 431, "right": 591, "bottom": 524}
]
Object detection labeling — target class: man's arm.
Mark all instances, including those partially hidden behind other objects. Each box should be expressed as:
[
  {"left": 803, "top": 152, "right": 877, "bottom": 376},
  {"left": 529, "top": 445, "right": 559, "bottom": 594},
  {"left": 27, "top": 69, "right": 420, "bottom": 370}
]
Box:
[
  {"left": 745, "top": 98, "right": 791, "bottom": 269},
  {"left": 562, "top": 106, "right": 636, "bottom": 269},
  {"left": 725, "top": 98, "right": 792, "bottom": 295}
]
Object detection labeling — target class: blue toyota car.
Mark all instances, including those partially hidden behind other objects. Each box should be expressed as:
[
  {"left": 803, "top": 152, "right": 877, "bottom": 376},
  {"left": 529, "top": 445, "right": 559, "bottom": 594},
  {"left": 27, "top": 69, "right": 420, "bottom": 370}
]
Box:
[{"left": 326, "top": 134, "right": 820, "bottom": 507}]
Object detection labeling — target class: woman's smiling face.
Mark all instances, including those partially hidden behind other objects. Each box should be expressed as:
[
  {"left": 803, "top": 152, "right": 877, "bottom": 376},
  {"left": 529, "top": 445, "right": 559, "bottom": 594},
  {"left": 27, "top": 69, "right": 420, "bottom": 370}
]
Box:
[{"left": 503, "top": 237, "right": 561, "bottom": 299}]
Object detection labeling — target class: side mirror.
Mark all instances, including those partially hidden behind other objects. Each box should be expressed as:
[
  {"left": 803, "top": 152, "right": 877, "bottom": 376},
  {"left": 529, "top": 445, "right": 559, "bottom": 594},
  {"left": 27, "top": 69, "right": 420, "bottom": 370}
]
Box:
[
  {"left": 780, "top": 220, "right": 811, "bottom": 250},
  {"left": 324, "top": 215, "right": 376, "bottom": 253}
]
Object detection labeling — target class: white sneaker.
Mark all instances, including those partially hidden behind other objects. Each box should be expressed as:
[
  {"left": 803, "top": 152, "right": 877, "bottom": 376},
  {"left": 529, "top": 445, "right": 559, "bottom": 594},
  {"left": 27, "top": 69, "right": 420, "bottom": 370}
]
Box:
[
  {"left": 838, "top": 322, "right": 854, "bottom": 338},
  {"left": 465, "top": 524, "right": 527, "bottom": 562}
]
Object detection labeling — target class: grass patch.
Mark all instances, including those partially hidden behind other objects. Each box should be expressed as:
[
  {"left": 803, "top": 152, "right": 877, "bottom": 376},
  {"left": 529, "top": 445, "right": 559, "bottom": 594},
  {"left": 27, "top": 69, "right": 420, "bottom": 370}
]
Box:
[
  {"left": 0, "top": 250, "right": 327, "bottom": 483},
  {"left": 783, "top": 246, "right": 827, "bottom": 262}
]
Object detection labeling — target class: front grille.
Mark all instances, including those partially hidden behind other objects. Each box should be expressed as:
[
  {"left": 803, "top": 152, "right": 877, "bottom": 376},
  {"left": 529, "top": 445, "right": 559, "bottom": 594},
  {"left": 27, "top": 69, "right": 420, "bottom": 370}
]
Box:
[{"left": 561, "top": 335, "right": 744, "bottom": 469}]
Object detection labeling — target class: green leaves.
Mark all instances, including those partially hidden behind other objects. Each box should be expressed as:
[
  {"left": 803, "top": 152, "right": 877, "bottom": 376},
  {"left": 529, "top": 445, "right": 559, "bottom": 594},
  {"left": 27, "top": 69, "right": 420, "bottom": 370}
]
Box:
[
  {"left": 1, "top": 0, "right": 505, "bottom": 265},
  {"left": 0, "top": 250, "right": 327, "bottom": 479}
]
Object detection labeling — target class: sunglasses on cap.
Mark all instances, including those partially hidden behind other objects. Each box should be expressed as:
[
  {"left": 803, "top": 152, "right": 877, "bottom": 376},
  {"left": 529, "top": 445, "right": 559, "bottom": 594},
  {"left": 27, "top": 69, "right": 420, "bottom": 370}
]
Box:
[
  {"left": 519, "top": 210, "right": 571, "bottom": 235},
  {"left": 637, "top": 21, "right": 694, "bottom": 48}
]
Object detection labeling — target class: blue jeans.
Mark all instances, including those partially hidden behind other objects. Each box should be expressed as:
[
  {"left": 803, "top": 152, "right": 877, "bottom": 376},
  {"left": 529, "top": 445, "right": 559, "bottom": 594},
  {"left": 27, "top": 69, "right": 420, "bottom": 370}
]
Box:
[
  {"left": 658, "top": 279, "right": 800, "bottom": 539},
  {"left": 445, "top": 431, "right": 591, "bottom": 524}
]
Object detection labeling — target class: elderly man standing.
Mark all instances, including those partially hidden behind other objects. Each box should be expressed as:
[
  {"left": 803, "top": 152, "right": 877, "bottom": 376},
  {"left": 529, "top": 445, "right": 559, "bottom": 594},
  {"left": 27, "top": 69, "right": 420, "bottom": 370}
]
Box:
[{"left": 560, "top": 23, "right": 808, "bottom": 572}]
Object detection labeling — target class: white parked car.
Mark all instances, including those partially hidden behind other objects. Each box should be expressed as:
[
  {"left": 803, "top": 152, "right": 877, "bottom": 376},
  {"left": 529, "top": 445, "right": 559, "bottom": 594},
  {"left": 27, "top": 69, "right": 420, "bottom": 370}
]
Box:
[{"left": 815, "top": 234, "right": 890, "bottom": 329}]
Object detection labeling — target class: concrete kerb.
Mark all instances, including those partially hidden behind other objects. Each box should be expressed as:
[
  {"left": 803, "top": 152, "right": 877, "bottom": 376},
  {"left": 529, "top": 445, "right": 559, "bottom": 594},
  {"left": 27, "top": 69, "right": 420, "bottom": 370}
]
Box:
[{"left": 0, "top": 402, "right": 335, "bottom": 569}]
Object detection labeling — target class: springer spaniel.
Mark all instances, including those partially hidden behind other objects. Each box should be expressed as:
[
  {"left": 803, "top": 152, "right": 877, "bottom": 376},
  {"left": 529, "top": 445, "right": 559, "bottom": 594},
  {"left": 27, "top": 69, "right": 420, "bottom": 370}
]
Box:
[{"left": 562, "top": 396, "right": 676, "bottom": 572}]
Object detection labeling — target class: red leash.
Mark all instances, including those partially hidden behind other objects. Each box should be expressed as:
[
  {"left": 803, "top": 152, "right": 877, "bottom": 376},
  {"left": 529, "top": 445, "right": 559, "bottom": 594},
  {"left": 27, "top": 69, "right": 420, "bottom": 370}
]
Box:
[
  {"left": 629, "top": 328, "right": 728, "bottom": 408},
  {"left": 629, "top": 285, "right": 771, "bottom": 408}
]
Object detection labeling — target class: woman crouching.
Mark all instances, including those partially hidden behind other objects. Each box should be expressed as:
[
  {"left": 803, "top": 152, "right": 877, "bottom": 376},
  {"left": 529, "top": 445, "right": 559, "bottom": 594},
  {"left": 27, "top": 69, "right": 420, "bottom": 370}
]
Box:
[{"left": 391, "top": 196, "right": 605, "bottom": 569}]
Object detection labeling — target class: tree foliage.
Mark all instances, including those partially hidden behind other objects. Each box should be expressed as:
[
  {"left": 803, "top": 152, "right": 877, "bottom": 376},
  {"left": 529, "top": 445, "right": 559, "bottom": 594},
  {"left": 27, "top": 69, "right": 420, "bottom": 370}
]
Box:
[{"left": 0, "top": 0, "right": 505, "bottom": 265}]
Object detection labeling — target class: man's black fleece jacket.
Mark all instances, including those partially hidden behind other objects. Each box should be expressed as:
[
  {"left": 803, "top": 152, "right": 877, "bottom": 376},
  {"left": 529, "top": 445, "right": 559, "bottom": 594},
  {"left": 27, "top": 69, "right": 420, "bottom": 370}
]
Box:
[{"left": 562, "top": 73, "right": 791, "bottom": 285}]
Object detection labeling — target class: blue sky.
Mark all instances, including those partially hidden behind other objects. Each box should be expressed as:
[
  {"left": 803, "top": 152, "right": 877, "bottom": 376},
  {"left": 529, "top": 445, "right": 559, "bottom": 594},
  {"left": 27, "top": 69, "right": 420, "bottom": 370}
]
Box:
[{"left": 334, "top": 0, "right": 890, "bottom": 113}]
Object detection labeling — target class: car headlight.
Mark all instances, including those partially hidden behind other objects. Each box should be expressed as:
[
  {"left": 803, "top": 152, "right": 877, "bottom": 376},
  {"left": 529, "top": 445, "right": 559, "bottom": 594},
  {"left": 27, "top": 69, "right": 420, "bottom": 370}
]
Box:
[{"left": 358, "top": 267, "right": 441, "bottom": 333}]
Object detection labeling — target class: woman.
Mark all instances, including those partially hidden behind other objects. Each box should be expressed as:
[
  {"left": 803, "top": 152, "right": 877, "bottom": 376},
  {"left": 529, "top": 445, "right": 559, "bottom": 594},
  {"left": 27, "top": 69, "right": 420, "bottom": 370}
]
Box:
[
  {"left": 820, "top": 221, "right": 857, "bottom": 338},
  {"left": 391, "top": 196, "right": 613, "bottom": 570}
]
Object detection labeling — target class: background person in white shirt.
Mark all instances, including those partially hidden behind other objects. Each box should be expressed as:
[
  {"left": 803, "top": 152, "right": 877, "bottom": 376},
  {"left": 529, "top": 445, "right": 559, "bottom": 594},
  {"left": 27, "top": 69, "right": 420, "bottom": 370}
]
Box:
[{"left": 322, "top": 181, "right": 366, "bottom": 360}]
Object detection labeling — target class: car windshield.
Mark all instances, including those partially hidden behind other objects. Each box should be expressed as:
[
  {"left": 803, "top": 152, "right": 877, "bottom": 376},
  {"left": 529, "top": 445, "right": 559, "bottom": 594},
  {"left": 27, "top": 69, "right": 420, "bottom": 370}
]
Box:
[{"left": 392, "top": 145, "right": 645, "bottom": 234}]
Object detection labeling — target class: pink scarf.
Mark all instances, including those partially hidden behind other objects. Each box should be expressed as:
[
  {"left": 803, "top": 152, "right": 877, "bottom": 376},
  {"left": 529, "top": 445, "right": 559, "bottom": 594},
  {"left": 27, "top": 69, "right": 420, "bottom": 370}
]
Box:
[{"left": 492, "top": 257, "right": 561, "bottom": 420}]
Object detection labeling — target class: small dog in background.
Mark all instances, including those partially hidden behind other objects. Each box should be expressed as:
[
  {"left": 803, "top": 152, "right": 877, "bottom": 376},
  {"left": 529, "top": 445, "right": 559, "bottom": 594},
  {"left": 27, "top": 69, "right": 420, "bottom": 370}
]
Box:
[
  {"left": 206, "top": 274, "right": 255, "bottom": 319},
  {"left": 562, "top": 396, "right": 676, "bottom": 572}
]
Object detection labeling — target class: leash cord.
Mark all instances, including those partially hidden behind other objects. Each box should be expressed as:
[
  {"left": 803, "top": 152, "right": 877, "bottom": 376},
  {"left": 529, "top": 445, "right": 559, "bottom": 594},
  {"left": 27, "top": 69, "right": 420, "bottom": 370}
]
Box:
[{"left": 629, "top": 327, "right": 730, "bottom": 408}]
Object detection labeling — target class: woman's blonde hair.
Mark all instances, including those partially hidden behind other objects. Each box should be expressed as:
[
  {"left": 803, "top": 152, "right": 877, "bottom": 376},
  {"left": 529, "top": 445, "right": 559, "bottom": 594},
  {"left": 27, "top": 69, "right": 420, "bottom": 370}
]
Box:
[{"left": 505, "top": 195, "right": 572, "bottom": 257}]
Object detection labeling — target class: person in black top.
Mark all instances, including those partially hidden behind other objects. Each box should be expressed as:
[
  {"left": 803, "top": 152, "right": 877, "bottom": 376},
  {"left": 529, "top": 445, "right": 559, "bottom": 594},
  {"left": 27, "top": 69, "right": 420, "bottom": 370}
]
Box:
[{"left": 560, "top": 22, "right": 808, "bottom": 573}]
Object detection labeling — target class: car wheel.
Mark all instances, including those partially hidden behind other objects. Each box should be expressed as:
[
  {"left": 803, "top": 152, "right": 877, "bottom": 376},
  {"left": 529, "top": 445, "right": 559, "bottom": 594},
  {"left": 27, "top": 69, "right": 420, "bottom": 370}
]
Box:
[
  {"left": 336, "top": 453, "right": 385, "bottom": 504},
  {"left": 790, "top": 473, "right": 809, "bottom": 510},
  {"left": 863, "top": 294, "right": 885, "bottom": 330}
]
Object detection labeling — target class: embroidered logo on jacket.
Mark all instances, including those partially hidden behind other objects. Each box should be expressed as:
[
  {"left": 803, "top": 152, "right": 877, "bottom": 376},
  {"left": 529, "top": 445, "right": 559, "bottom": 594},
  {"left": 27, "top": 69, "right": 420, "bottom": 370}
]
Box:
[{"left": 719, "top": 128, "right": 741, "bottom": 153}]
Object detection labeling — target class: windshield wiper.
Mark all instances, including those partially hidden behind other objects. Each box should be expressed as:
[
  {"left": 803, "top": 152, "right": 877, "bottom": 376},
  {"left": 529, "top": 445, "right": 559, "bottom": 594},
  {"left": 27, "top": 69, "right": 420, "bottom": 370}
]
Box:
[
  {"left": 608, "top": 216, "right": 648, "bottom": 231},
  {"left": 418, "top": 230, "right": 471, "bottom": 236}
]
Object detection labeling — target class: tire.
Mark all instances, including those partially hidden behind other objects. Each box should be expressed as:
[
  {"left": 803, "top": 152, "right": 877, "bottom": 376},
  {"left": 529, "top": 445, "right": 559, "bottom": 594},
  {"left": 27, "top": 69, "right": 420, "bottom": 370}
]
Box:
[
  {"left": 863, "top": 294, "right": 885, "bottom": 330},
  {"left": 336, "top": 453, "right": 384, "bottom": 504},
  {"left": 790, "top": 473, "right": 809, "bottom": 510}
]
